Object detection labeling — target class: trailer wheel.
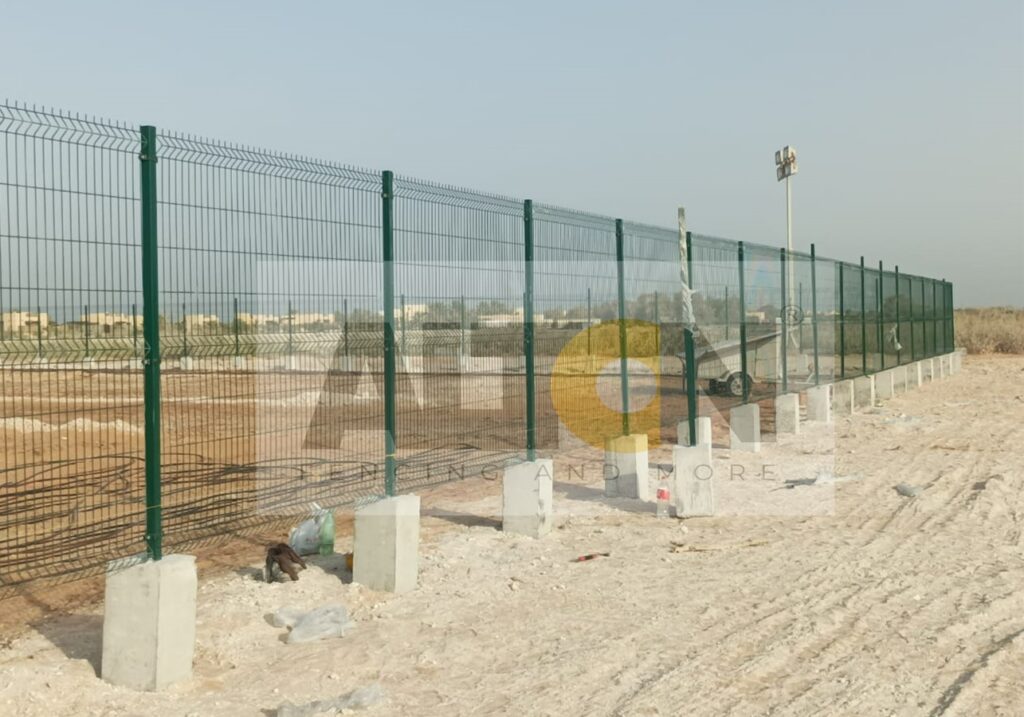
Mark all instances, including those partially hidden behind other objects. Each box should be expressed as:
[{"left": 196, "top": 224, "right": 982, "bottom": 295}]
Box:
[{"left": 725, "top": 372, "right": 752, "bottom": 398}]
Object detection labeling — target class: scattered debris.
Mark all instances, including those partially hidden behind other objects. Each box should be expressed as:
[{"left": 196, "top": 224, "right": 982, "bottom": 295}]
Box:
[
  {"left": 272, "top": 604, "right": 355, "bottom": 644},
  {"left": 670, "top": 540, "right": 769, "bottom": 553},
  {"left": 289, "top": 503, "right": 331, "bottom": 556},
  {"left": 571, "top": 552, "right": 610, "bottom": 563},
  {"left": 895, "top": 483, "right": 923, "bottom": 498},
  {"left": 266, "top": 543, "right": 307, "bottom": 583},
  {"left": 276, "top": 683, "right": 384, "bottom": 716}
]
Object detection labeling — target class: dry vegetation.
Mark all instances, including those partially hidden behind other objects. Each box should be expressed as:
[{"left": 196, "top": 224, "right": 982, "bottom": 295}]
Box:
[{"left": 955, "top": 307, "right": 1024, "bottom": 354}]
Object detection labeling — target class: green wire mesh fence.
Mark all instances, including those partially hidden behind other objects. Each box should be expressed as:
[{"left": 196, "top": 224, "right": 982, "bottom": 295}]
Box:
[{"left": 0, "top": 101, "right": 956, "bottom": 591}]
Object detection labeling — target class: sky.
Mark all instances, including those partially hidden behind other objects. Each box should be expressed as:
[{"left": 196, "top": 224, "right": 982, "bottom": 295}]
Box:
[{"left": 1, "top": 0, "right": 1021, "bottom": 307}]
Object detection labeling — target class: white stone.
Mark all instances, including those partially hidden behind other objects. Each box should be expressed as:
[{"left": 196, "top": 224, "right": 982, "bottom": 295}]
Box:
[
  {"left": 502, "top": 459, "right": 554, "bottom": 538},
  {"left": 729, "top": 403, "right": 761, "bottom": 453},
  {"left": 673, "top": 444, "right": 714, "bottom": 517},
  {"left": 853, "top": 375, "right": 875, "bottom": 410},
  {"left": 353, "top": 494, "right": 420, "bottom": 594},
  {"left": 775, "top": 393, "right": 800, "bottom": 434},
  {"left": 806, "top": 385, "right": 831, "bottom": 423},
  {"left": 832, "top": 380, "right": 855, "bottom": 415},
  {"left": 102, "top": 554, "right": 197, "bottom": 691},
  {"left": 604, "top": 434, "right": 650, "bottom": 500}
]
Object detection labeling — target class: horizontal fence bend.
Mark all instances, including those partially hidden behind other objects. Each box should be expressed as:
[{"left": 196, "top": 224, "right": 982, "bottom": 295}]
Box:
[{"left": 0, "top": 100, "right": 956, "bottom": 591}]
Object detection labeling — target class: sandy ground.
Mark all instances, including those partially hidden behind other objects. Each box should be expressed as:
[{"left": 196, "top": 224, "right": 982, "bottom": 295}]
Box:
[{"left": 0, "top": 354, "right": 1021, "bottom": 716}]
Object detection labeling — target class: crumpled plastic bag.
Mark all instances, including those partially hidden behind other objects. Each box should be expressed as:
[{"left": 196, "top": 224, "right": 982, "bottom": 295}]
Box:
[
  {"left": 273, "top": 604, "right": 355, "bottom": 644},
  {"left": 277, "top": 683, "right": 384, "bottom": 716},
  {"left": 288, "top": 502, "right": 329, "bottom": 556}
]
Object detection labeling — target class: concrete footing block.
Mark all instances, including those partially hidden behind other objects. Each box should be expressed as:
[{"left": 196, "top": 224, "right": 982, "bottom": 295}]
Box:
[
  {"left": 604, "top": 434, "right": 650, "bottom": 500},
  {"left": 938, "top": 355, "right": 948, "bottom": 378},
  {"left": 353, "top": 494, "right": 420, "bottom": 594},
  {"left": 909, "top": 362, "right": 923, "bottom": 388},
  {"left": 775, "top": 393, "right": 800, "bottom": 434},
  {"left": 101, "top": 555, "right": 197, "bottom": 691},
  {"left": 832, "top": 380, "right": 854, "bottom": 415},
  {"left": 806, "top": 385, "right": 831, "bottom": 423},
  {"left": 892, "top": 365, "right": 907, "bottom": 393},
  {"left": 875, "top": 370, "right": 895, "bottom": 400},
  {"left": 502, "top": 459, "right": 553, "bottom": 538},
  {"left": 853, "top": 375, "right": 875, "bottom": 410},
  {"left": 729, "top": 403, "right": 761, "bottom": 453},
  {"left": 676, "top": 416, "right": 712, "bottom": 447},
  {"left": 673, "top": 444, "right": 714, "bottom": 517},
  {"left": 922, "top": 358, "right": 934, "bottom": 382}
]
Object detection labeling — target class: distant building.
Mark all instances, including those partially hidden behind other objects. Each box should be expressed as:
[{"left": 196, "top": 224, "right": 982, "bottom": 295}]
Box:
[
  {"left": 1, "top": 311, "right": 49, "bottom": 333},
  {"left": 81, "top": 312, "right": 142, "bottom": 333},
  {"left": 184, "top": 314, "right": 221, "bottom": 332}
]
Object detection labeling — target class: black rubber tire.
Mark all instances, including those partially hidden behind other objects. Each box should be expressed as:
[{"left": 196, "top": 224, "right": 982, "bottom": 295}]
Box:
[{"left": 725, "top": 372, "right": 752, "bottom": 398}]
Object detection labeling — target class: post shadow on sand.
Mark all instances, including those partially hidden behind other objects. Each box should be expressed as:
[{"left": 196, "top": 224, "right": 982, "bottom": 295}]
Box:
[{"left": 34, "top": 612, "right": 104, "bottom": 676}]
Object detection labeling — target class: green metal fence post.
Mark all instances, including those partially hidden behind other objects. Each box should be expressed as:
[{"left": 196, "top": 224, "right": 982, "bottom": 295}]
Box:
[
  {"left": 738, "top": 241, "right": 749, "bottom": 404},
  {"left": 894, "top": 266, "right": 901, "bottom": 365},
  {"left": 382, "top": 171, "right": 397, "bottom": 496},
  {"left": 779, "top": 247, "right": 788, "bottom": 393},
  {"left": 684, "top": 231, "right": 697, "bottom": 445},
  {"left": 932, "top": 280, "right": 939, "bottom": 357},
  {"left": 182, "top": 302, "right": 188, "bottom": 358},
  {"left": 132, "top": 302, "right": 139, "bottom": 355},
  {"left": 860, "top": 257, "right": 867, "bottom": 374},
  {"left": 615, "top": 219, "right": 630, "bottom": 436},
  {"left": 877, "top": 262, "right": 884, "bottom": 370},
  {"left": 343, "top": 298, "right": 349, "bottom": 361},
  {"left": 810, "top": 244, "right": 819, "bottom": 385},
  {"left": 523, "top": 200, "right": 537, "bottom": 460},
  {"left": 400, "top": 293, "right": 407, "bottom": 357},
  {"left": 920, "top": 279, "right": 926, "bottom": 358},
  {"left": 36, "top": 304, "right": 43, "bottom": 360},
  {"left": 287, "top": 300, "right": 294, "bottom": 357},
  {"left": 839, "top": 264, "right": 845, "bottom": 378},
  {"left": 84, "top": 304, "right": 91, "bottom": 357},
  {"left": 586, "top": 287, "right": 592, "bottom": 360},
  {"left": 140, "top": 125, "right": 162, "bottom": 561},
  {"left": 459, "top": 295, "right": 466, "bottom": 362},
  {"left": 233, "top": 297, "right": 240, "bottom": 359}
]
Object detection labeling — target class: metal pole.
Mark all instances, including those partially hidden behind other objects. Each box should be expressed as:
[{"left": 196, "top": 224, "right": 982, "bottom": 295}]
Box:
[
  {"left": 878, "top": 261, "right": 884, "bottom": 370},
  {"left": 400, "top": 293, "right": 407, "bottom": 357},
  {"left": 586, "top": 287, "right": 592, "bottom": 360},
  {"left": 460, "top": 295, "right": 466, "bottom": 362},
  {"left": 738, "top": 241, "right": 749, "bottom": 404},
  {"left": 84, "top": 304, "right": 91, "bottom": 358},
  {"left": 132, "top": 302, "right": 138, "bottom": 355},
  {"left": 343, "top": 297, "right": 349, "bottom": 360},
  {"left": 287, "top": 300, "right": 294, "bottom": 356},
  {"left": 684, "top": 231, "right": 697, "bottom": 445},
  {"left": 920, "top": 279, "right": 926, "bottom": 358},
  {"left": 523, "top": 200, "right": 537, "bottom": 460},
  {"left": 233, "top": 296, "right": 240, "bottom": 359},
  {"left": 382, "top": 170, "right": 397, "bottom": 496},
  {"left": 860, "top": 257, "right": 867, "bottom": 375},
  {"left": 615, "top": 219, "right": 630, "bottom": 436},
  {"left": 780, "top": 247, "right": 788, "bottom": 393},
  {"left": 36, "top": 304, "right": 43, "bottom": 360},
  {"left": 810, "top": 244, "right": 819, "bottom": 385},
  {"left": 653, "top": 290, "right": 660, "bottom": 356},
  {"left": 139, "top": 125, "right": 162, "bottom": 561},
  {"left": 894, "top": 266, "right": 901, "bottom": 365},
  {"left": 932, "top": 280, "right": 938, "bottom": 357},
  {"left": 182, "top": 302, "right": 188, "bottom": 358},
  {"left": 839, "top": 264, "right": 846, "bottom": 378}
]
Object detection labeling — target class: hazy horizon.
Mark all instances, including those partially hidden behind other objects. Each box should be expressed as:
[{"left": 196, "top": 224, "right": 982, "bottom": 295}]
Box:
[{"left": 1, "top": 0, "right": 1021, "bottom": 307}]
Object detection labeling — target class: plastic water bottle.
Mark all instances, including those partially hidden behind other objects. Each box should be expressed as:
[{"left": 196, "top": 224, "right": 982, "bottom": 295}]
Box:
[
  {"left": 318, "top": 509, "right": 335, "bottom": 556},
  {"left": 656, "top": 476, "right": 671, "bottom": 518}
]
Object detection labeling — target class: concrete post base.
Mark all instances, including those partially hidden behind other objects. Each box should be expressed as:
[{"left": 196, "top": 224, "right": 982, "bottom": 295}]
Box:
[
  {"left": 729, "top": 403, "right": 761, "bottom": 453},
  {"left": 938, "top": 355, "right": 948, "bottom": 378},
  {"left": 832, "top": 380, "right": 854, "bottom": 415},
  {"left": 853, "top": 375, "right": 875, "bottom": 411},
  {"left": 604, "top": 434, "right": 650, "bottom": 500},
  {"left": 502, "top": 459, "right": 553, "bottom": 538},
  {"left": 806, "top": 385, "right": 831, "bottom": 423},
  {"left": 353, "top": 495, "right": 420, "bottom": 594},
  {"left": 922, "top": 358, "right": 934, "bottom": 382},
  {"left": 676, "top": 416, "right": 712, "bottom": 447},
  {"left": 875, "top": 370, "right": 895, "bottom": 400},
  {"left": 101, "top": 555, "right": 197, "bottom": 691},
  {"left": 179, "top": 356, "right": 194, "bottom": 371},
  {"left": 775, "top": 393, "right": 800, "bottom": 434},
  {"left": 909, "top": 362, "right": 923, "bottom": 388},
  {"left": 673, "top": 444, "right": 714, "bottom": 517}
]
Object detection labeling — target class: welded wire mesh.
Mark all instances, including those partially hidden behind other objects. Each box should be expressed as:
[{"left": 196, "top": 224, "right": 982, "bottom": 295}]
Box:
[
  {"left": 0, "top": 103, "right": 144, "bottom": 588},
  {"left": 156, "top": 133, "right": 384, "bottom": 552},
  {"left": 391, "top": 177, "right": 525, "bottom": 490}
]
